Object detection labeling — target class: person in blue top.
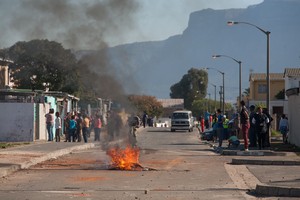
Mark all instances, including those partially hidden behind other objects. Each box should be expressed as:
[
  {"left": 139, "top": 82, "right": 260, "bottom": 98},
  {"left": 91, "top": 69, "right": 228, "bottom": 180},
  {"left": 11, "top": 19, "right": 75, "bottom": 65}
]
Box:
[
  {"left": 68, "top": 115, "right": 77, "bottom": 142},
  {"left": 204, "top": 111, "right": 210, "bottom": 129},
  {"left": 216, "top": 109, "right": 224, "bottom": 151}
]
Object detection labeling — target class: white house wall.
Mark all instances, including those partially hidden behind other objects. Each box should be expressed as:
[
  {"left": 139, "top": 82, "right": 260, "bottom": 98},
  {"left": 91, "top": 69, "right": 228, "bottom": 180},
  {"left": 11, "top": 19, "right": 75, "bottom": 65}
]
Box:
[
  {"left": 37, "top": 103, "right": 49, "bottom": 140},
  {"left": 288, "top": 94, "right": 300, "bottom": 147},
  {"left": 0, "top": 103, "right": 35, "bottom": 142}
]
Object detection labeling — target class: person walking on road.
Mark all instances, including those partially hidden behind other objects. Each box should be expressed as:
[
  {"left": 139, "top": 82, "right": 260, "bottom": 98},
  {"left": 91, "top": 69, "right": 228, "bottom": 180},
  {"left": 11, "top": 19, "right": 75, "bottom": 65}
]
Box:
[
  {"left": 55, "top": 111, "right": 62, "bottom": 142},
  {"left": 45, "top": 108, "right": 55, "bottom": 141},
  {"left": 252, "top": 106, "right": 269, "bottom": 150},
  {"left": 279, "top": 114, "right": 289, "bottom": 144},
  {"left": 240, "top": 100, "right": 250, "bottom": 151}
]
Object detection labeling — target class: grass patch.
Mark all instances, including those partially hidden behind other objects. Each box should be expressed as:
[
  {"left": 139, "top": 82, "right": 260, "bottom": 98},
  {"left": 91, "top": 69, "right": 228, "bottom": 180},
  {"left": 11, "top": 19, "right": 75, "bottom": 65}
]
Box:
[
  {"left": 271, "top": 129, "right": 281, "bottom": 137},
  {"left": 0, "top": 142, "right": 30, "bottom": 149}
]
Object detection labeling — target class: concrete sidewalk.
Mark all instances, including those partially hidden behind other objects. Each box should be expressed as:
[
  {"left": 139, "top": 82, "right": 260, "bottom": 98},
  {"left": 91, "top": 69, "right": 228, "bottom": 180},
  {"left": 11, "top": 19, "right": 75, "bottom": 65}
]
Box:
[
  {"left": 0, "top": 141, "right": 96, "bottom": 177},
  {"left": 205, "top": 140, "right": 300, "bottom": 197},
  {"left": 231, "top": 153, "right": 300, "bottom": 197}
]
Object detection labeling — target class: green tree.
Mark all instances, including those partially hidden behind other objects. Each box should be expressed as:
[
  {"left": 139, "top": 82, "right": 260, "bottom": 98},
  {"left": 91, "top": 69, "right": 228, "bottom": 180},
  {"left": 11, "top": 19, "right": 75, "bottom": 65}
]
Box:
[
  {"left": 128, "top": 95, "right": 163, "bottom": 117},
  {"left": 170, "top": 68, "right": 208, "bottom": 109},
  {"left": 6, "top": 39, "right": 79, "bottom": 94},
  {"left": 243, "top": 87, "right": 250, "bottom": 97},
  {"left": 275, "top": 89, "right": 285, "bottom": 99}
]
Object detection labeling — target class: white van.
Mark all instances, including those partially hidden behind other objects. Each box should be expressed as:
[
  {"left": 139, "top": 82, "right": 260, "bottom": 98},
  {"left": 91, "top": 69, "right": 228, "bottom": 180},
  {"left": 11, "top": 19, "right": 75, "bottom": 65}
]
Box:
[{"left": 170, "top": 110, "right": 194, "bottom": 132}]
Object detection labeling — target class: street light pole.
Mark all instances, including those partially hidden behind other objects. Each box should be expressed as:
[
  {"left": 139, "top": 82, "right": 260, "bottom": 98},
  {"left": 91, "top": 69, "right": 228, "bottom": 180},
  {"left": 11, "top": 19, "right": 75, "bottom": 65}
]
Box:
[
  {"left": 212, "top": 54, "right": 242, "bottom": 111},
  {"left": 209, "top": 83, "right": 217, "bottom": 111},
  {"left": 227, "top": 21, "right": 271, "bottom": 113},
  {"left": 204, "top": 67, "right": 225, "bottom": 113},
  {"left": 208, "top": 93, "right": 211, "bottom": 112}
]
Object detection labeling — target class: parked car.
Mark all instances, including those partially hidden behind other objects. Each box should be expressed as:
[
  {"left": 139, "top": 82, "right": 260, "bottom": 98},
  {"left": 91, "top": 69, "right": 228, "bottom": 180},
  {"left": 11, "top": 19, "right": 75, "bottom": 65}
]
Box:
[{"left": 201, "top": 128, "right": 214, "bottom": 141}]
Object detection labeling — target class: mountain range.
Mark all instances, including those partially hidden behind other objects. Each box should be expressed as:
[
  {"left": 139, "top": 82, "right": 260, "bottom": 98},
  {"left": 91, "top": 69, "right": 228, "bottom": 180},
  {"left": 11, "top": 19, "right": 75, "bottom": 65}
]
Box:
[{"left": 89, "top": 0, "right": 300, "bottom": 101}]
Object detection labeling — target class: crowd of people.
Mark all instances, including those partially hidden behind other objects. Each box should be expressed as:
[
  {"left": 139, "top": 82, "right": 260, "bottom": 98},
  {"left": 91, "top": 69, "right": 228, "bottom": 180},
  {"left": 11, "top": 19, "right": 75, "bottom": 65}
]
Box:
[
  {"left": 45, "top": 109, "right": 103, "bottom": 143},
  {"left": 198, "top": 100, "right": 289, "bottom": 151},
  {"left": 45, "top": 109, "right": 143, "bottom": 146}
]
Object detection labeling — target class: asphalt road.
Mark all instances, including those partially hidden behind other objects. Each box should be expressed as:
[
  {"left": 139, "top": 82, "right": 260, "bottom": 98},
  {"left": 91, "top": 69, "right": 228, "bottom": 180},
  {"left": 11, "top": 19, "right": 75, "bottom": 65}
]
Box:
[{"left": 0, "top": 127, "right": 283, "bottom": 200}]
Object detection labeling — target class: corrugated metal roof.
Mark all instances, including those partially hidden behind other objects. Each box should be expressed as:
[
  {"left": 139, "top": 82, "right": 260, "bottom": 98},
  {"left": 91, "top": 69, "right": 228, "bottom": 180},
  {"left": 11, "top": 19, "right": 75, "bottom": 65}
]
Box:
[
  {"left": 249, "top": 73, "right": 284, "bottom": 81},
  {"left": 284, "top": 68, "right": 300, "bottom": 77}
]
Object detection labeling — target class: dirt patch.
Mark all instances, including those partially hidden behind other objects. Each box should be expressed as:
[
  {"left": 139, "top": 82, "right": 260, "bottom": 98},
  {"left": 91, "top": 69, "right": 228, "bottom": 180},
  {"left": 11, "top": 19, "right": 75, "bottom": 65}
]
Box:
[
  {"left": 73, "top": 176, "right": 108, "bottom": 182},
  {"left": 33, "top": 158, "right": 104, "bottom": 169}
]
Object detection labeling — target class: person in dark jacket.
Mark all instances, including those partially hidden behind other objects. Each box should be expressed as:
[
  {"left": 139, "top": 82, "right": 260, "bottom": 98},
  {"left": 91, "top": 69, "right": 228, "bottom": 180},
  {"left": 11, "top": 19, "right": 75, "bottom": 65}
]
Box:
[
  {"left": 249, "top": 105, "right": 257, "bottom": 147},
  {"left": 252, "top": 106, "right": 269, "bottom": 150},
  {"left": 263, "top": 108, "right": 273, "bottom": 147}
]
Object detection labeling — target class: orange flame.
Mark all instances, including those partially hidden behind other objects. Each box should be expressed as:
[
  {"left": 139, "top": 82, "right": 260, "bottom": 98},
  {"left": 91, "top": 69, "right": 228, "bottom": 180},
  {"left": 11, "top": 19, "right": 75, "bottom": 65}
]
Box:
[{"left": 107, "top": 146, "right": 140, "bottom": 170}]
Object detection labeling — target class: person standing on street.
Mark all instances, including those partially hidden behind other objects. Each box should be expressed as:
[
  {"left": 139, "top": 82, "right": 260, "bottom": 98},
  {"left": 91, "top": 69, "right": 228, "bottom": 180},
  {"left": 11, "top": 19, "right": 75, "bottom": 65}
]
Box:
[
  {"left": 55, "top": 111, "right": 62, "bottom": 142},
  {"left": 68, "top": 115, "right": 77, "bottom": 142},
  {"left": 216, "top": 109, "right": 224, "bottom": 151},
  {"left": 45, "top": 108, "right": 55, "bottom": 141},
  {"left": 249, "top": 105, "right": 257, "bottom": 147},
  {"left": 240, "top": 100, "right": 250, "bottom": 151},
  {"left": 204, "top": 111, "right": 210, "bottom": 129},
  {"left": 252, "top": 106, "right": 269, "bottom": 150},
  {"left": 263, "top": 108, "right": 273, "bottom": 147},
  {"left": 279, "top": 114, "right": 289, "bottom": 144},
  {"left": 142, "top": 111, "right": 148, "bottom": 128},
  {"left": 82, "top": 114, "right": 90, "bottom": 143},
  {"left": 94, "top": 114, "right": 102, "bottom": 141},
  {"left": 76, "top": 113, "right": 83, "bottom": 142}
]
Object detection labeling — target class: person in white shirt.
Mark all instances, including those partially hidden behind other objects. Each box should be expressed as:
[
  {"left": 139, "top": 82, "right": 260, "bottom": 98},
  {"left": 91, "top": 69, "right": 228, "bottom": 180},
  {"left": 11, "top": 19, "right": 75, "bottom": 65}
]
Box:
[{"left": 55, "top": 112, "right": 62, "bottom": 142}]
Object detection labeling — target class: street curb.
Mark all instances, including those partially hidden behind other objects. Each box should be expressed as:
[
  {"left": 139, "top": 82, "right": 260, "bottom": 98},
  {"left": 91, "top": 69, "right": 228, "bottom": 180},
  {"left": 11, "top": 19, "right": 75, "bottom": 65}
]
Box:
[
  {"left": 256, "top": 184, "right": 300, "bottom": 197},
  {"left": 222, "top": 150, "right": 288, "bottom": 156},
  {"left": 0, "top": 143, "right": 96, "bottom": 178},
  {"left": 231, "top": 158, "right": 300, "bottom": 165}
]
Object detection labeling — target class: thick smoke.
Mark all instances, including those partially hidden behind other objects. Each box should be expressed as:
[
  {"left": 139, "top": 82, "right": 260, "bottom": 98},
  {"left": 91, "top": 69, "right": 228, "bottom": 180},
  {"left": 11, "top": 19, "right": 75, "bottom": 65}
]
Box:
[
  {"left": 2, "top": 0, "right": 140, "bottom": 50},
  {"left": 1, "top": 0, "right": 142, "bottom": 147}
]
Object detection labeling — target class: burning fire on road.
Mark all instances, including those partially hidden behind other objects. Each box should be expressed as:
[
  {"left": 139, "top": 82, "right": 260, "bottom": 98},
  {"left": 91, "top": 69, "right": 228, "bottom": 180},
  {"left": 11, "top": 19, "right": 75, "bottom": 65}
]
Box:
[{"left": 107, "top": 146, "right": 155, "bottom": 171}]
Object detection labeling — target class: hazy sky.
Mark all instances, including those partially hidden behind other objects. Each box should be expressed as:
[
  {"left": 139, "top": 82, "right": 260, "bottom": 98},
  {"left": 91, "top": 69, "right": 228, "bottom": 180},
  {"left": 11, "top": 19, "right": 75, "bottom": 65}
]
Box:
[
  {"left": 121, "top": 0, "right": 264, "bottom": 45},
  {"left": 0, "top": 0, "right": 263, "bottom": 49}
]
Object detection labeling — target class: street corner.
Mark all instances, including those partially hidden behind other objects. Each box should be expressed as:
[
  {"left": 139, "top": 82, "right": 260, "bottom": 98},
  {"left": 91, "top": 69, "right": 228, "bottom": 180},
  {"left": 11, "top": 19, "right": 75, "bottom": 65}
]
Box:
[{"left": 255, "top": 183, "right": 300, "bottom": 197}]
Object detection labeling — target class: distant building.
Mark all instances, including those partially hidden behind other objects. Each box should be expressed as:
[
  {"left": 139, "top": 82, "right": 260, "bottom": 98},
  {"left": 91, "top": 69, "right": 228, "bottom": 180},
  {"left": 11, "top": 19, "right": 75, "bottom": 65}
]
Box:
[
  {"left": 0, "top": 59, "right": 13, "bottom": 89},
  {"left": 157, "top": 98, "right": 184, "bottom": 117}
]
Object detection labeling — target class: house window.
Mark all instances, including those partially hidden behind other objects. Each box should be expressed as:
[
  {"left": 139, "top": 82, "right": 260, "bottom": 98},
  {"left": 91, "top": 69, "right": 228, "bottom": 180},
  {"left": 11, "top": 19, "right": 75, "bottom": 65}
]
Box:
[{"left": 258, "top": 84, "right": 267, "bottom": 93}]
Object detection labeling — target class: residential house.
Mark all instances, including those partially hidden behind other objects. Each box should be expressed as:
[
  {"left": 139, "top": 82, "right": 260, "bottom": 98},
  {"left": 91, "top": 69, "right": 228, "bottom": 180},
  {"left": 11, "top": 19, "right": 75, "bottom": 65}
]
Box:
[
  {"left": 284, "top": 68, "right": 300, "bottom": 147},
  {"left": 0, "top": 89, "right": 79, "bottom": 142},
  {"left": 249, "top": 73, "right": 285, "bottom": 108},
  {"left": 0, "top": 59, "right": 13, "bottom": 89},
  {"left": 248, "top": 73, "right": 287, "bottom": 131}
]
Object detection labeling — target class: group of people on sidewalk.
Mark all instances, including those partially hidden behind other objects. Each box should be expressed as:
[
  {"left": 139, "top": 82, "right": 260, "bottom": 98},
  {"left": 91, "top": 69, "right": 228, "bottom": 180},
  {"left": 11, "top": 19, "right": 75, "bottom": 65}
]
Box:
[
  {"left": 200, "top": 100, "right": 289, "bottom": 152},
  {"left": 45, "top": 109, "right": 102, "bottom": 143}
]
